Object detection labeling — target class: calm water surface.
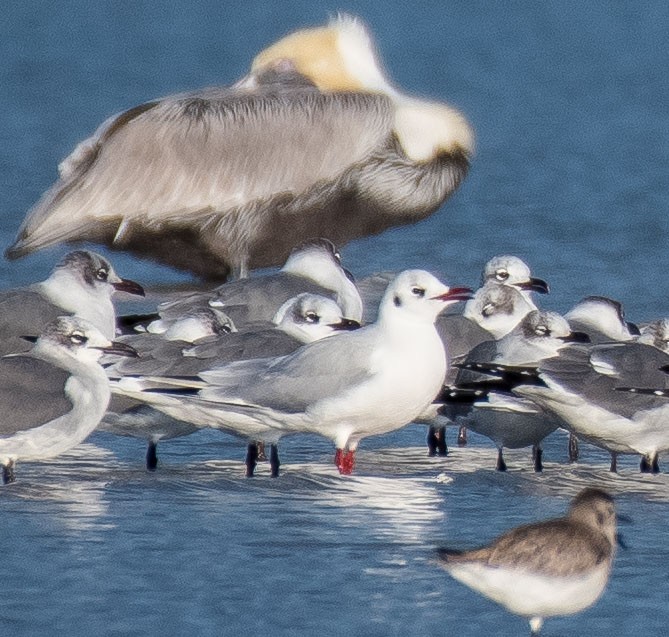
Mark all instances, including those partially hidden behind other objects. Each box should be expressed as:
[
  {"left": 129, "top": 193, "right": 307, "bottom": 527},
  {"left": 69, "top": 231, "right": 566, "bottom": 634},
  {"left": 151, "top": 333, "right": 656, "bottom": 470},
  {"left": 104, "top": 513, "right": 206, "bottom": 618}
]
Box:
[{"left": 1, "top": 2, "right": 668, "bottom": 635}]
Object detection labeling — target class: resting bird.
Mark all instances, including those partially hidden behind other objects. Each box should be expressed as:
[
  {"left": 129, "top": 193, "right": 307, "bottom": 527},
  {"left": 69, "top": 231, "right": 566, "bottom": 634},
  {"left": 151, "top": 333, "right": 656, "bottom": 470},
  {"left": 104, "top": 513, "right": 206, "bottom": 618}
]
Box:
[
  {"left": 7, "top": 15, "right": 473, "bottom": 280},
  {"left": 0, "top": 250, "right": 144, "bottom": 355},
  {"left": 0, "top": 316, "right": 137, "bottom": 483},
  {"left": 436, "top": 488, "right": 618, "bottom": 635}
]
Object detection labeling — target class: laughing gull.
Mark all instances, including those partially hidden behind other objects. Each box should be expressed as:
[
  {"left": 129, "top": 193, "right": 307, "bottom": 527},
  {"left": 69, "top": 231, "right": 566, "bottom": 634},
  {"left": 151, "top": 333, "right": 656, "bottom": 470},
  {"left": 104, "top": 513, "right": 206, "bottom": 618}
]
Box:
[
  {"left": 104, "top": 293, "right": 358, "bottom": 473},
  {"left": 443, "top": 310, "right": 588, "bottom": 471},
  {"left": 436, "top": 488, "right": 618, "bottom": 635},
  {"left": 516, "top": 341, "right": 669, "bottom": 473},
  {"left": 6, "top": 16, "right": 472, "bottom": 280},
  {"left": 480, "top": 255, "right": 549, "bottom": 308},
  {"left": 147, "top": 238, "right": 363, "bottom": 330},
  {"left": 422, "top": 283, "right": 536, "bottom": 456},
  {"left": 0, "top": 316, "right": 137, "bottom": 483},
  {"left": 565, "top": 296, "right": 640, "bottom": 344},
  {"left": 112, "top": 270, "right": 471, "bottom": 475},
  {"left": 0, "top": 251, "right": 144, "bottom": 355},
  {"left": 562, "top": 295, "right": 640, "bottom": 462}
]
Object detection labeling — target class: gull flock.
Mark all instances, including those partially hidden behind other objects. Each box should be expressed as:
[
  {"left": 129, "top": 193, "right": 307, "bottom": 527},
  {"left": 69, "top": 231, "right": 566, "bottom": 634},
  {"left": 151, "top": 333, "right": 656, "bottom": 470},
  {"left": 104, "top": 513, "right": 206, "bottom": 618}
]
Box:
[{"left": 2, "top": 15, "right": 657, "bottom": 634}]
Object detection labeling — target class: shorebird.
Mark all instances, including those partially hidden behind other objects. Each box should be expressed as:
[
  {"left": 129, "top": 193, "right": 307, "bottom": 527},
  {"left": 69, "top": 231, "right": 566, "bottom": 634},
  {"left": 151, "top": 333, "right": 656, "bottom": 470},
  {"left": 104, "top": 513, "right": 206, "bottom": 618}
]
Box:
[
  {"left": 104, "top": 293, "right": 358, "bottom": 474},
  {"left": 111, "top": 270, "right": 471, "bottom": 475},
  {"left": 6, "top": 16, "right": 473, "bottom": 280},
  {"left": 436, "top": 488, "right": 618, "bottom": 635},
  {"left": 0, "top": 316, "right": 137, "bottom": 483},
  {"left": 0, "top": 250, "right": 144, "bottom": 355}
]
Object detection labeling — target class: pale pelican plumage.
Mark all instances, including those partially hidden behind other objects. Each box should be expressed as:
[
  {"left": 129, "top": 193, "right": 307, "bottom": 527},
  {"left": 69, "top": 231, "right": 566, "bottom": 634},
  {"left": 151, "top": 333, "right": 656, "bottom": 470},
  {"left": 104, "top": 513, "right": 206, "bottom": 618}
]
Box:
[{"left": 7, "top": 15, "right": 473, "bottom": 280}]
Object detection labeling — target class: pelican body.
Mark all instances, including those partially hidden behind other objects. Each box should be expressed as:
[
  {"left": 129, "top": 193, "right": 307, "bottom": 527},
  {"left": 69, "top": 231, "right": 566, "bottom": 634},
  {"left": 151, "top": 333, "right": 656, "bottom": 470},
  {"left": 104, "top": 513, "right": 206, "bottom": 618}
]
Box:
[{"left": 7, "top": 16, "right": 473, "bottom": 280}]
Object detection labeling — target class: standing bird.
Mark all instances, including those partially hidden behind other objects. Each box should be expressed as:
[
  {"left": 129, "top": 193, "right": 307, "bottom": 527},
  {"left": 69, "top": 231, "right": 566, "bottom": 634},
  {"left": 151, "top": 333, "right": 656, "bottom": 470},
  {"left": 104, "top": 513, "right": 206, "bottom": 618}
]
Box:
[
  {"left": 6, "top": 16, "right": 473, "bottom": 280},
  {"left": 0, "top": 250, "right": 144, "bottom": 355},
  {"left": 112, "top": 270, "right": 471, "bottom": 475},
  {"left": 436, "top": 488, "right": 618, "bottom": 635},
  {"left": 0, "top": 316, "right": 137, "bottom": 484}
]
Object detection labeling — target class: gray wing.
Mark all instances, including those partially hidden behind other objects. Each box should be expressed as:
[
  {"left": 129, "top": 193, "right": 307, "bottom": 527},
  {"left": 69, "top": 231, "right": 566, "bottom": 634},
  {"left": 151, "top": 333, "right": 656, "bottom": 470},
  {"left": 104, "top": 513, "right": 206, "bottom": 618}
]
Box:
[
  {"left": 485, "top": 520, "right": 612, "bottom": 576},
  {"left": 538, "top": 343, "right": 669, "bottom": 418},
  {"left": 0, "top": 355, "right": 73, "bottom": 435},
  {"left": 200, "top": 331, "right": 375, "bottom": 412},
  {"left": 158, "top": 273, "right": 331, "bottom": 326},
  {"left": 9, "top": 88, "right": 394, "bottom": 255},
  {"left": 437, "top": 314, "right": 494, "bottom": 364},
  {"left": 0, "top": 289, "right": 67, "bottom": 355}
]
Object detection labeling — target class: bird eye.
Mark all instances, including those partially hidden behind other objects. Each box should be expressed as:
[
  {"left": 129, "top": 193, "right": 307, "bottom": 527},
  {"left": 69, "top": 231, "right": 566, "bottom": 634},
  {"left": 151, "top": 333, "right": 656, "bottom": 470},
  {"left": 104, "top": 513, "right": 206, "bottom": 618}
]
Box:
[
  {"left": 70, "top": 332, "right": 88, "bottom": 345},
  {"left": 334, "top": 251, "right": 341, "bottom": 262},
  {"left": 495, "top": 269, "right": 509, "bottom": 282},
  {"left": 411, "top": 286, "right": 425, "bottom": 298},
  {"left": 305, "top": 311, "right": 319, "bottom": 323},
  {"left": 482, "top": 303, "right": 495, "bottom": 317},
  {"left": 96, "top": 268, "right": 108, "bottom": 281},
  {"left": 534, "top": 325, "right": 549, "bottom": 336}
]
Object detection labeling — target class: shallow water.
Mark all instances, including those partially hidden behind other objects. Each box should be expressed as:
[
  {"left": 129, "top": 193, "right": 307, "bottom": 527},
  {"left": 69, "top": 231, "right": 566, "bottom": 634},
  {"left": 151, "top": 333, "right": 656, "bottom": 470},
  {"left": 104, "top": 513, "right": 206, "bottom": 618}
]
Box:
[{"left": 2, "top": 2, "right": 669, "bottom": 635}]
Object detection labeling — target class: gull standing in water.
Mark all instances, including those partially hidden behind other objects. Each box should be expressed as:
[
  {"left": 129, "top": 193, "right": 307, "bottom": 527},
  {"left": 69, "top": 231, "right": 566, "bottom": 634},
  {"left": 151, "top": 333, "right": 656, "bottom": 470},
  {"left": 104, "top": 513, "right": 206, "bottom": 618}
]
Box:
[
  {"left": 7, "top": 16, "right": 473, "bottom": 280},
  {"left": 104, "top": 294, "right": 358, "bottom": 474},
  {"left": 436, "top": 488, "right": 618, "bottom": 635},
  {"left": 0, "top": 316, "right": 137, "bottom": 484},
  {"left": 0, "top": 250, "right": 144, "bottom": 355},
  {"left": 112, "top": 270, "right": 471, "bottom": 475},
  {"left": 149, "top": 238, "right": 363, "bottom": 329}
]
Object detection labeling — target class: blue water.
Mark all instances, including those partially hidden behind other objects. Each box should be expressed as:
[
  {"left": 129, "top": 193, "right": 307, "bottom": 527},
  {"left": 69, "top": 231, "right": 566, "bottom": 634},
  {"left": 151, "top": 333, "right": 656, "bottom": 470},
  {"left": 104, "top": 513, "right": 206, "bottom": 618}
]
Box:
[{"left": 1, "top": 1, "right": 669, "bottom": 635}]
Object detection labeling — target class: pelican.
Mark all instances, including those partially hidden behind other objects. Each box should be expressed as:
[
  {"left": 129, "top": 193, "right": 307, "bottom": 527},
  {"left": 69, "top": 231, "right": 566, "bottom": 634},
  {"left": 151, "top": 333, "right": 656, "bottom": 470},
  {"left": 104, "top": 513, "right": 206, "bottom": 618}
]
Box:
[{"left": 6, "top": 15, "right": 473, "bottom": 280}]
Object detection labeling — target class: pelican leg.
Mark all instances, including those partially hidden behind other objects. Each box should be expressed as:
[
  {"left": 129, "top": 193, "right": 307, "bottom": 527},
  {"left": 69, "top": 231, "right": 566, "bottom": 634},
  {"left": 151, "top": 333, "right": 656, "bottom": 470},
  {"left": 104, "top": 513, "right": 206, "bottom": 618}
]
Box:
[
  {"left": 246, "top": 442, "right": 259, "bottom": 477},
  {"left": 568, "top": 433, "right": 579, "bottom": 462},
  {"left": 269, "top": 444, "right": 281, "bottom": 478},
  {"left": 146, "top": 441, "right": 158, "bottom": 472},
  {"left": 496, "top": 448, "right": 507, "bottom": 472},
  {"left": 2, "top": 460, "right": 16, "bottom": 484}
]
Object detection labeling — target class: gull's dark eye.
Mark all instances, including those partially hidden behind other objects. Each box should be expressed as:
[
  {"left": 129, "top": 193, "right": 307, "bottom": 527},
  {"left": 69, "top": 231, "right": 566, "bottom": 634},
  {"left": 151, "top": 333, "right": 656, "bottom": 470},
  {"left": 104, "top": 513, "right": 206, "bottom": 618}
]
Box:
[
  {"left": 95, "top": 268, "right": 109, "bottom": 282},
  {"left": 495, "top": 269, "right": 509, "bottom": 282},
  {"left": 411, "top": 286, "right": 425, "bottom": 298},
  {"left": 534, "top": 324, "right": 549, "bottom": 337},
  {"left": 334, "top": 251, "right": 341, "bottom": 262},
  {"left": 70, "top": 332, "right": 88, "bottom": 345},
  {"left": 305, "top": 311, "right": 319, "bottom": 323}
]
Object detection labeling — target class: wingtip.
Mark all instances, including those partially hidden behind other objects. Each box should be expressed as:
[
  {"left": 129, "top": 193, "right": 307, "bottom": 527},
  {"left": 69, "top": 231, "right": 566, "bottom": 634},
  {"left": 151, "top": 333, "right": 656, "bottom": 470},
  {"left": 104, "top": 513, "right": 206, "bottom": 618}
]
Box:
[{"left": 4, "top": 241, "right": 27, "bottom": 261}]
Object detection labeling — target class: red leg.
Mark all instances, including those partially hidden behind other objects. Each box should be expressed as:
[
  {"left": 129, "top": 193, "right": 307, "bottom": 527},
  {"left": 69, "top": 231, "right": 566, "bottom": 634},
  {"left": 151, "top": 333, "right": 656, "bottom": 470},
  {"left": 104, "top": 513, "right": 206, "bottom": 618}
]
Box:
[{"left": 339, "top": 449, "right": 356, "bottom": 475}]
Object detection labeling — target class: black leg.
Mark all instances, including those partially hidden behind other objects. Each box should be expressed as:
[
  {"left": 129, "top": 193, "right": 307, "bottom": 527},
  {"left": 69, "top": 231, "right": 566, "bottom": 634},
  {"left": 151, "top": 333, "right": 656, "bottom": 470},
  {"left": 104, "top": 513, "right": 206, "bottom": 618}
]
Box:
[
  {"left": 146, "top": 441, "right": 158, "bottom": 472},
  {"left": 2, "top": 461, "right": 15, "bottom": 484},
  {"left": 496, "top": 448, "right": 507, "bottom": 472},
  {"left": 269, "top": 444, "right": 281, "bottom": 478},
  {"left": 427, "top": 426, "right": 438, "bottom": 456},
  {"left": 568, "top": 433, "right": 579, "bottom": 462},
  {"left": 640, "top": 454, "right": 653, "bottom": 473},
  {"left": 246, "top": 442, "right": 259, "bottom": 478},
  {"left": 533, "top": 445, "right": 543, "bottom": 473},
  {"left": 457, "top": 426, "right": 468, "bottom": 446},
  {"left": 609, "top": 453, "right": 618, "bottom": 473},
  {"left": 436, "top": 426, "right": 448, "bottom": 456},
  {"left": 651, "top": 453, "right": 660, "bottom": 474}
]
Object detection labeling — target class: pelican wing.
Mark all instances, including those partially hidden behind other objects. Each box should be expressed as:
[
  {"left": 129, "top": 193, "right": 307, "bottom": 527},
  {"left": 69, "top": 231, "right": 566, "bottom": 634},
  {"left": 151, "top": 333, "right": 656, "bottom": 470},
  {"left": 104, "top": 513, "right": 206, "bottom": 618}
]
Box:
[{"left": 10, "top": 87, "right": 395, "bottom": 255}]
